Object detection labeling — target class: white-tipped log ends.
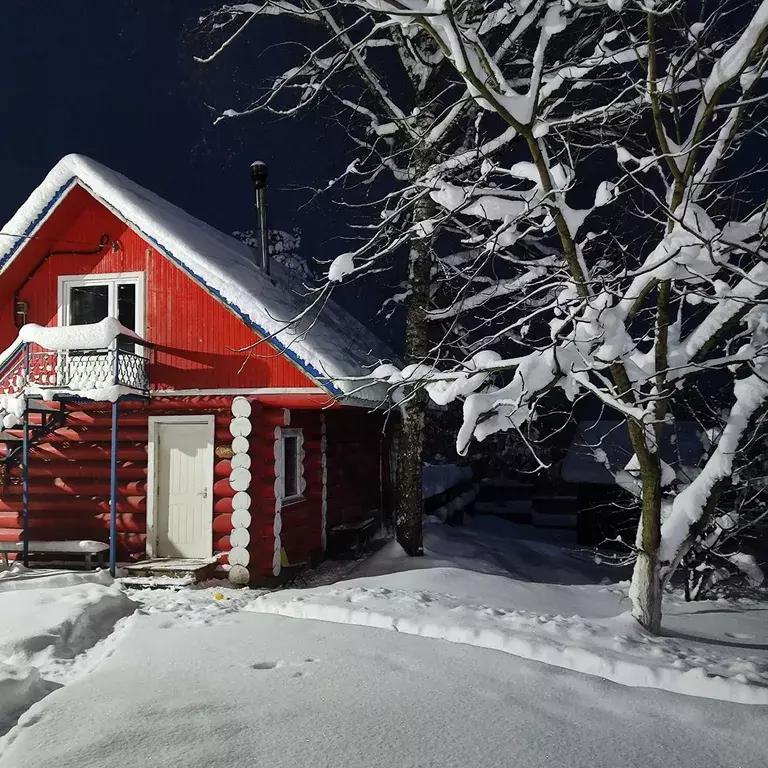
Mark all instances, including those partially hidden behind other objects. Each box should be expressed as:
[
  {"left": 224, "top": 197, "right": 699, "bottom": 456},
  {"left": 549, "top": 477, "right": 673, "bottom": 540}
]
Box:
[{"left": 228, "top": 397, "right": 253, "bottom": 585}]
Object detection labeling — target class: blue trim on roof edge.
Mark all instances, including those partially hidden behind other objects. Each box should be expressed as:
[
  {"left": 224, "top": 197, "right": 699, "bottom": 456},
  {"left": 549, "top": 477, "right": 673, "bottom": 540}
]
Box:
[
  {"left": 0, "top": 177, "right": 77, "bottom": 273},
  {"left": 1, "top": 175, "right": 343, "bottom": 397}
]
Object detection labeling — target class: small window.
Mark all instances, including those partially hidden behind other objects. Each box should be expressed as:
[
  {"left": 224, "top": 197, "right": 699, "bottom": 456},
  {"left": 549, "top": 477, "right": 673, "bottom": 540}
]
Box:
[{"left": 281, "top": 429, "right": 303, "bottom": 502}]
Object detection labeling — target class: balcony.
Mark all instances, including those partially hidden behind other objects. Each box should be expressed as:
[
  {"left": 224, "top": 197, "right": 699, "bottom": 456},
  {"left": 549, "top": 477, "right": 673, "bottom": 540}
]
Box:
[{"left": 0, "top": 335, "right": 152, "bottom": 400}]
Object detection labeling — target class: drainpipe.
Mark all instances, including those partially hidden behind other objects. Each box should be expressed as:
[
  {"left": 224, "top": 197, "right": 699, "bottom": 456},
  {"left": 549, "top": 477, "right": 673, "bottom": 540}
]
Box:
[
  {"left": 250, "top": 161, "right": 270, "bottom": 275},
  {"left": 13, "top": 234, "right": 111, "bottom": 328}
]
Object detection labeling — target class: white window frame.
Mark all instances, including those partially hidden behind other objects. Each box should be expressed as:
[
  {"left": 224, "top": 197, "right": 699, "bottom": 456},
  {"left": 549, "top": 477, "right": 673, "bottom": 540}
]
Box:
[
  {"left": 280, "top": 428, "right": 305, "bottom": 504},
  {"left": 57, "top": 272, "right": 146, "bottom": 340}
]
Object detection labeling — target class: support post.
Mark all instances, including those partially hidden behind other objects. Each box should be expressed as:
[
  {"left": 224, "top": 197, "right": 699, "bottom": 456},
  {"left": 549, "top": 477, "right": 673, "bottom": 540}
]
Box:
[
  {"left": 21, "top": 395, "right": 30, "bottom": 568},
  {"left": 109, "top": 399, "right": 119, "bottom": 576}
]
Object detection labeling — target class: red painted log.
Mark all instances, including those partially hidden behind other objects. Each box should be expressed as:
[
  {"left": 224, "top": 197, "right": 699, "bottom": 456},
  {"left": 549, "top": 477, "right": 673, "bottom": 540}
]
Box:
[
  {"left": 211, "top": 515, "right": 280, "bottom": 540},
  {"left": 10, "top": 428, "right": 149, "bottom": 444},
  {"left": 214, "top": 535, "right": 232, "bottom": 552},
  {"left": 9, "top": 465, "right": 147, "bottom": 480},
  {"left": 248, "top": 481, "right": 277, "bottom": 501},
  {"left": 214, "top": 460, "right": 232, "bottom": 479},
  {"left": 248, "top": 445, "right": 278, "bottom": 464},
  {"left": 114, "top": 533, "right": 146, "bottom": 553},
  {"left": 0, "top": 514, "right": 147, "bottom": 534},
  {"left": 214, "top": 497, "right": 234, "bottom": 515},
  {"left": 0, "top": 497, "right": 145, "bottom": 513},
  {"left": 213, "top": 515, "right": 233, "bottom": 534},
  {"left": 66, "top": 413, "right": 149, "bottom": 427},
  {"left": 29, "top": 445, "right": 148, "bottom": 462},
  {"left": 255, "top": 394, "right": 339, "bottom": 410},
  {"left": 0, "top": 528, "right": 141, "bottom": 545},
  {"left": 213, "top": 478, "right": 235, "bottom": 498},
  {"left": 261, "top": 409, "right": 290, "bottom": 429},
  {"left": 0, "top": 480, "right": 148, "bottom": 496},
  {"left": 74, "top": 397, "right": 236, "bottom": 411}
]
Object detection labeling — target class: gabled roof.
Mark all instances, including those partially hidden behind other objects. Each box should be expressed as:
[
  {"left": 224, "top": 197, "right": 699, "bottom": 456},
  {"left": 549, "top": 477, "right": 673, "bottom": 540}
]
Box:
[{"left": 0, "top": 154, "right": 392, "bottom": 402}]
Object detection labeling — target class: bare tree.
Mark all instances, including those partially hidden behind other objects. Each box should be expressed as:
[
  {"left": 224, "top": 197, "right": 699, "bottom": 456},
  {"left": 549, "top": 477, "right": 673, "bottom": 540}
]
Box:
[
  {"left": 340, "top": 0, "right": 768, "bottom": 633},
  {"left": 195, "top": 1, "right": 504, "bottom": 555}
]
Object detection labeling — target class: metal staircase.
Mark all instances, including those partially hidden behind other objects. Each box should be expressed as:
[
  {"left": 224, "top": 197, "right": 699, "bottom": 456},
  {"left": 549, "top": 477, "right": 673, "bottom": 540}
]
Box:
[{"left": 0, "top": 336, "right": 152, "bottom": 569}]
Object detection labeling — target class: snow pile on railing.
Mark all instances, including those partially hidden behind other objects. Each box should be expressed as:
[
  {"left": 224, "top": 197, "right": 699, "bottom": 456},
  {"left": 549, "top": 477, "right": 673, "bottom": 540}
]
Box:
[
  {"left": 0, "top": 319, "right": 142, "bottom": 412},
  {"left": 0, "top": 318, "right": 137, "bottom": 369},
  {"left": 19, "top": 318, "right": 138, "bottom": 352}
]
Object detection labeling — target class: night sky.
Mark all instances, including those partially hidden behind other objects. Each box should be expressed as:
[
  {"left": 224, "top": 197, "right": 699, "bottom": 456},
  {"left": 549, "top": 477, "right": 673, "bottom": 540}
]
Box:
[{"left": 0, "top": 1, "right": 352, "bottom": 273}]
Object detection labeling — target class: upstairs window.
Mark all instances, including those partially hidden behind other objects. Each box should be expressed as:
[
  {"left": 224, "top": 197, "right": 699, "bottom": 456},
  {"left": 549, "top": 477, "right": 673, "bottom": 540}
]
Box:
[
  {"left": 59, "top": 273, "right": 145, "bottom": 349},
  {"left": 281, "top": 429, "right": 304, "bottom": 502}
]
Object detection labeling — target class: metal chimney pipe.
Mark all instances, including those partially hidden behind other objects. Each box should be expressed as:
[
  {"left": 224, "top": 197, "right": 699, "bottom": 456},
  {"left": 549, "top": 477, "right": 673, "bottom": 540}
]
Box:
[{"left": 250, "top": 160, "right": 270, "bottom": 275}]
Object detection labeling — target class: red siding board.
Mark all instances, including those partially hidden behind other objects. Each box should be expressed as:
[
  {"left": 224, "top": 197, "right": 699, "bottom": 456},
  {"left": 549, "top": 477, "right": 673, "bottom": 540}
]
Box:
[
  {"left": 0, "top": 184, "right": 393, "bottom": 575},
  {"left": 1, "top": 189, "right": 319, "bottom": 391}
]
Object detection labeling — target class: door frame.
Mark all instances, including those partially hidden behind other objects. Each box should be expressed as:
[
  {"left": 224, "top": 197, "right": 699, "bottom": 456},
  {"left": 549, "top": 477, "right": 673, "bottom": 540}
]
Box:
[{"left": 146, "top": 414, "right": 215, "bottom": 559}]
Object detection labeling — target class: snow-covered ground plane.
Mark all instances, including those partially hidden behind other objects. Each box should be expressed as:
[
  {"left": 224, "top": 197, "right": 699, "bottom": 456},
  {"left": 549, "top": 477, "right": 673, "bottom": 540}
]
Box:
[{"left": 1, "top": 518, "right": 767, "bottom": 768}]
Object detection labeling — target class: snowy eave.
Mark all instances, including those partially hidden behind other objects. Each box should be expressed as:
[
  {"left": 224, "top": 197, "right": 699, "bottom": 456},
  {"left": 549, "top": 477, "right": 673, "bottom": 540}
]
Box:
[{"left": 0, "top": 154, "right": 392, "bottom": 403}]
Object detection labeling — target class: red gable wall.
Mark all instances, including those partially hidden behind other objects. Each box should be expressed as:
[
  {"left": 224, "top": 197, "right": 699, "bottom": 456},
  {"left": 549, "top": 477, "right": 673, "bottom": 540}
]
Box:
[{"left": 0, "top": 186, "right": 319, "bottom": 392}]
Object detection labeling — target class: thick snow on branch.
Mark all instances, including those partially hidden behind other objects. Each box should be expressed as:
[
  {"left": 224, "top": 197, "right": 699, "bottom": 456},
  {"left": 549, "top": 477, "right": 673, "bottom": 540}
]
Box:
[
  {"left": 660, "top": 373, "right": 768, "bottom": 564},
  {"left": 428, "top": 268, "right": 546, "bottom": 320},
  {"left": 456, "top": 346, "right": 581, "bottom": 454},
  {"left": 703, "top": 0, "right": 768, "bottom": 102}
]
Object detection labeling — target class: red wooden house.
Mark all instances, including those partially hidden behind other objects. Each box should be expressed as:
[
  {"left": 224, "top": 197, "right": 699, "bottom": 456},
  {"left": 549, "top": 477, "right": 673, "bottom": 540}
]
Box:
[{"left": 0, "top": 154, "right": 392, "bottom": 584}]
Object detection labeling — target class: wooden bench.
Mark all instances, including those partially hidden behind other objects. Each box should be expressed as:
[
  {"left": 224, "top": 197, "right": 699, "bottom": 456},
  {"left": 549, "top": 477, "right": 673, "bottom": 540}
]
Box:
[
  {"left": 0, "top": 540, "right": 109, "bottom": 570},
  {"left": 327, "top": 517, "right": 377, "bottom": 560}
]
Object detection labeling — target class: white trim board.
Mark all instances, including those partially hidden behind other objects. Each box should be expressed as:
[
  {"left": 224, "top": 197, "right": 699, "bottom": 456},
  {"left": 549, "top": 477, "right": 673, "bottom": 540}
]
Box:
[{"left": 146, "top": 414, "right": 215, "bottom": 559}]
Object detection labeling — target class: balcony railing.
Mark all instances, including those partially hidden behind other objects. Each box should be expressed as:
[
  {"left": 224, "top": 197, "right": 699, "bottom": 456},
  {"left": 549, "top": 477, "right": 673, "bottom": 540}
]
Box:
[{"left": 0, "top": 335, "right": 152, "bottom": 398}]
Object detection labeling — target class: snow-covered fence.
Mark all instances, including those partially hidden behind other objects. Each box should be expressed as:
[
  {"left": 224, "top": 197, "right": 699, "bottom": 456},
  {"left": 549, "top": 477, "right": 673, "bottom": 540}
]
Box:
[{"left": 422, "top": 464, "right": 475, "bottom": 523}]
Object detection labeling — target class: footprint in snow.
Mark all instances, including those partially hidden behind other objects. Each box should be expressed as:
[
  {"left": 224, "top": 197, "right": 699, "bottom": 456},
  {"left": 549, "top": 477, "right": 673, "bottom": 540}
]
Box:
[{"left": 252, "top": 661, "right": 283, "bottom": 670}]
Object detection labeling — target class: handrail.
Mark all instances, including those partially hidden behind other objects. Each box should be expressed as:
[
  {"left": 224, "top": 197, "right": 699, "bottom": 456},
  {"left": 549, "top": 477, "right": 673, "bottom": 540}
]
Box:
[
  {"left": 0, "top": 342, "right": 26, "bottom": 380},
  {"left": 0, "top": 340, "right": 152, "bottom": 397}
]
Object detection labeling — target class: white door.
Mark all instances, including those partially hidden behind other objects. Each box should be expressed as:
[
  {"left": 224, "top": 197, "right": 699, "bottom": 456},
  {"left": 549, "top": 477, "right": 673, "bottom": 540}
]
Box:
[{"left": 153, "top": 420, "right": 213, "bottom": 558}]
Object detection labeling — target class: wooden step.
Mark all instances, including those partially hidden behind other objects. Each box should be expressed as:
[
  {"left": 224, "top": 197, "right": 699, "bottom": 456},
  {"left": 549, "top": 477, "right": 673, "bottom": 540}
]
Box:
[
  {"left": 122, "top": 557, "right": 219, "bottom": 584},
  {"left": 0, "top": 432, "right": 23, "bottom": 444},
  {"left": 26, "top": 402, "right": 61, "bottom": 413}
]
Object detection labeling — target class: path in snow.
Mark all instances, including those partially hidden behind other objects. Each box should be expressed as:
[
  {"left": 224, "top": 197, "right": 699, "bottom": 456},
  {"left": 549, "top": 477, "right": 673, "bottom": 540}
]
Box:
[
  {"left": 1, "top": 610, "right": 766, "bottom": 768},
  {"left": 0, "top": 567, "right": 137, "bottom": 739}
]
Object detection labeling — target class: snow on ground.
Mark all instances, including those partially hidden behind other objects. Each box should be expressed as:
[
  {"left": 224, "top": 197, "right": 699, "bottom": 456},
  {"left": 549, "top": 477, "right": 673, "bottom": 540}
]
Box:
[
  {"left": 248, "top": 518, "right": 768, "bottom": 704},
  {"left": 0, "top": 566, "right": 137, "bottom": 737},
  {"left": 0, "top": 517, "right": 766, "bottom": 766},
  {"left": 2, "top": 610, "right": 768, "bottom": 768}
]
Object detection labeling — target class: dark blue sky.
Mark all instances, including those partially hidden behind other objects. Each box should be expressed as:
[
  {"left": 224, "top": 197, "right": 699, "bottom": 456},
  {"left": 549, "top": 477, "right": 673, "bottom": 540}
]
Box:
[{"left": 0, "top": 1, "right": 350, "bottom": 262}]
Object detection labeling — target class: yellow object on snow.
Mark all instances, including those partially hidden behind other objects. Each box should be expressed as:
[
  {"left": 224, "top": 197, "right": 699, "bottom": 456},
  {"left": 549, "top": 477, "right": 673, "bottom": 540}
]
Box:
[{"left": 213, "top": 592, "right": 226, "bottom": 601}]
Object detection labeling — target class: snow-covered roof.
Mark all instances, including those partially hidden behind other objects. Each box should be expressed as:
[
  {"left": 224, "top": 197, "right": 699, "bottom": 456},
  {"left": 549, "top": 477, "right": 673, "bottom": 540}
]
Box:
[{"left": 0, "top": 154, "right": 393, "bottom": 401}]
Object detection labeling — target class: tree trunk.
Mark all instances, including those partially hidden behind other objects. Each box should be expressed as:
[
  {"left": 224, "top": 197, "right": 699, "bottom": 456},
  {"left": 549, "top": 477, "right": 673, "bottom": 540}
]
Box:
[
  {"left": 394, "top": 235, "right": 432, "bottom": 556},
  {"left": 630, "top": 460, "right": 663, "bottom": 634}
]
